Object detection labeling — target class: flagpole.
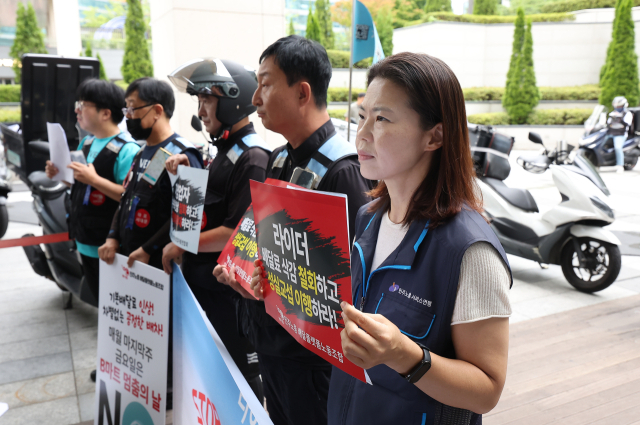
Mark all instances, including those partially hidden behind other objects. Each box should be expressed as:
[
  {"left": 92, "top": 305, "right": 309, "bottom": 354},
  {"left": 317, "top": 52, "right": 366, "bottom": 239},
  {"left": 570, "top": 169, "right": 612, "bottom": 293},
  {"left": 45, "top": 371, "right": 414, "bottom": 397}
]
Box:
[{"left": 347, "top": 0, "right": 356, "bottom": 142}]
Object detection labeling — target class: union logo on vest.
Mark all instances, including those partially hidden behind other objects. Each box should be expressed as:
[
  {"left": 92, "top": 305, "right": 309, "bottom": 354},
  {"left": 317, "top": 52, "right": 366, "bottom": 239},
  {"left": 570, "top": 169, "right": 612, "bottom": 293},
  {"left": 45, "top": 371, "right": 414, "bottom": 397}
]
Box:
[{"left": 389, "top": 283, "right": 399, "bottom": 292}]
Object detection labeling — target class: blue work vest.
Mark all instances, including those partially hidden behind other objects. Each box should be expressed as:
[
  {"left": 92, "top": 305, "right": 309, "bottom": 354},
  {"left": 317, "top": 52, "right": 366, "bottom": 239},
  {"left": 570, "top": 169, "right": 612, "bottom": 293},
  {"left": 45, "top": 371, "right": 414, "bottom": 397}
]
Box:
[{"left": 328, "top": 202, "right": 511, "bottom": 425}]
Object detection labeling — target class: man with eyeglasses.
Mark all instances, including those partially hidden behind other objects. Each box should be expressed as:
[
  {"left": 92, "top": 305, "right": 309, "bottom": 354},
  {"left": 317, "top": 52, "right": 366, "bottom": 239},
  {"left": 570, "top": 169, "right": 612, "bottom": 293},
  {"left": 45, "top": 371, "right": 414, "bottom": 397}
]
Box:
[
  {"left": 98, "top": 78, "right": 202, "bottom": 407},
  {"left": 46, "top": 78, "right": 140, "bottom": 305},
  {"left": 98, "top": 77, "right": 203, "bottom": 270}
]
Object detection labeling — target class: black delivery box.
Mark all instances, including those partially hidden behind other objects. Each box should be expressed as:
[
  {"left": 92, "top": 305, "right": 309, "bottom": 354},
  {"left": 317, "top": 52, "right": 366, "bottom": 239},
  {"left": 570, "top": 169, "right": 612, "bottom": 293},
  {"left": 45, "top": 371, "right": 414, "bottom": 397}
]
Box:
[{"left": 0, "top": 54, "right": 99, "bottom": 183}]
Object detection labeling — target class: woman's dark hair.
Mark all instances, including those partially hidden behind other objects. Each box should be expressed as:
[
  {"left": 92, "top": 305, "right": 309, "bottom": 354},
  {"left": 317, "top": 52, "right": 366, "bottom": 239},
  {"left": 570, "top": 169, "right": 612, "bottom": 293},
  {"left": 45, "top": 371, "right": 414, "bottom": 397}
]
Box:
[
  {"left": 76, "top": 78, "right": 125, "bottom": 124},
  {"left": 125, "top": 77, "right": 176, "bottom": 118},
  {"left": 259, "top": 35, "right": 332, "bottom": 108},
  {"left": 367, "top": 52, "right": 482, "bottom": 228}
]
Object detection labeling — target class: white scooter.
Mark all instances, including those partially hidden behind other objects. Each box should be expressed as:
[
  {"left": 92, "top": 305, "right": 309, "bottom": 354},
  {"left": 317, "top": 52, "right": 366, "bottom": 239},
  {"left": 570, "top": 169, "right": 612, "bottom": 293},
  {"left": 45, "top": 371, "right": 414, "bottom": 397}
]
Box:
[{"left": 471, "top": 126, "right": 622, "bottom": 293}]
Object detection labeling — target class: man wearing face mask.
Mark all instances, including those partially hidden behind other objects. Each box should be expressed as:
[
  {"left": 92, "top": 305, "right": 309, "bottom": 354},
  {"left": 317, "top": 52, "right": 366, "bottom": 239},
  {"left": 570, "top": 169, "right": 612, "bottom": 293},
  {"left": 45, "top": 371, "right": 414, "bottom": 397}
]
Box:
[
  {"left": 607, "top": 96, "right": 633, "bottom": 173},
  {"left": 161, "top": 58, "right": 270, "bottom": 400},
  {"left": 98, "top": 77, "right": 203, "bottom": 269}
]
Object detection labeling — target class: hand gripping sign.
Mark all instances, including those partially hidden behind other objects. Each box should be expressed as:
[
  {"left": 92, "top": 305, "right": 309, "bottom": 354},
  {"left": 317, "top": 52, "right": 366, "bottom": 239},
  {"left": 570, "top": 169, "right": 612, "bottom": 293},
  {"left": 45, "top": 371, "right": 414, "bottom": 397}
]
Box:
[
  {"left": 250, "top": 180, "right": 370, "bottom": 383},
  {"left": 217, "top": 179, "right": 301, "bottom": 299},
  {"left": 172, "top": 263, "right": 272, "bottom": 425},
  {"left": 95, "top": 254, "right": 170, "bottom": 425}
]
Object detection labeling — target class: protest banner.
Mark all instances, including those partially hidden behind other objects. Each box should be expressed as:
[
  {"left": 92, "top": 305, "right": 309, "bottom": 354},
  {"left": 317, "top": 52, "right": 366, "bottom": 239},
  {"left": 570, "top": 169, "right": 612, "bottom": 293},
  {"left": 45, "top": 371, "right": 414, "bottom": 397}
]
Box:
[
  {"left": 173, "top": 263, "right": 272, "bottom": 425},
  {"left": 217, "top": 179, "right": 298, "bottom": 299},
  {"left": 169, "top": 165, "right": 209, "bottom": 254},
  {"left": 250, "top": 180, "right": 370, "bottom": 383},
  {"left": 95, "top": 254, "right": 170, "bottom": 425}
]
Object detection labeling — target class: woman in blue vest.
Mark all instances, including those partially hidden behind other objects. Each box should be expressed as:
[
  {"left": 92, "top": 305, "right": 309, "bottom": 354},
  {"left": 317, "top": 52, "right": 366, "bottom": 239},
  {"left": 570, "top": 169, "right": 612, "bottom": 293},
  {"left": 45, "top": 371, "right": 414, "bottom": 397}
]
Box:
[{"left": 327, "top": 53, "right": 513, "bottom": 425}]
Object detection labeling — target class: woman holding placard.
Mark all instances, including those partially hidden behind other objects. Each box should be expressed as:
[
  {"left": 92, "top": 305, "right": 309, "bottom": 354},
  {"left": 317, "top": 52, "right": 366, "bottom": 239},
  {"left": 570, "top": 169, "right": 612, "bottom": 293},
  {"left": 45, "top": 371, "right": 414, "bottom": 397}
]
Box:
[{"left": 326, "top": 53, "right": 512, "bottom": 425}]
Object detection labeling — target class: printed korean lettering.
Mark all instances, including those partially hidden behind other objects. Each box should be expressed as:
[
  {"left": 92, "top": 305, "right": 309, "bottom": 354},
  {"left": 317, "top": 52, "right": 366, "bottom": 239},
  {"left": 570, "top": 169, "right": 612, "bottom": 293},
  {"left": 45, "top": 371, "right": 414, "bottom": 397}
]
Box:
[{"left": 272, "top": 224, "right": 309, "bottom": 266}]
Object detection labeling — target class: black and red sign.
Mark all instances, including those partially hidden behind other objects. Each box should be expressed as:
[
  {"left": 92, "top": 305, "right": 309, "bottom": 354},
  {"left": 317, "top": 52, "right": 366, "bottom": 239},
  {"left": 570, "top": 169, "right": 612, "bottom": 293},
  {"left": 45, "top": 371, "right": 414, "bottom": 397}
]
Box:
[{"left": 250, "top": 180, "right": 368, "bottom": 383}]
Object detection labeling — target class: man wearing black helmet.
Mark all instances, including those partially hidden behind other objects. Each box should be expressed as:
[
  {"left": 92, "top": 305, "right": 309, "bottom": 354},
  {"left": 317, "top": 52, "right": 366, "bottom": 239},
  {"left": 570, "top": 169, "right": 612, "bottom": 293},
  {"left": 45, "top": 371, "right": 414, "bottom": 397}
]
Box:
[{"left": 163, "top": 58, "right": 270, "bottom": 400}]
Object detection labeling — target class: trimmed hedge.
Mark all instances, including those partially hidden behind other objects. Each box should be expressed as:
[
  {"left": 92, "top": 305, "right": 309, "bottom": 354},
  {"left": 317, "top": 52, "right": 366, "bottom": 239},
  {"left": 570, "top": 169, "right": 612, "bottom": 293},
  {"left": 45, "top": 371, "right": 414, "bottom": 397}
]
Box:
[
  {"left": 0, "top": 85, "right": 20, "bottom": 103},
  {"left": 419, "top": 11, "right": 575, "bottom": 24},
  {"left": 468, "top": 108, "right": 592, "bottom": 125},
  {"left": 328, "top": 109, "right": 347, "bottom": 119},
  {"left": 327, "top": 50, "right": 372, "bottom": 69},
  {"left": 327, "top": 88, "right": 366, "bottom": 103},
  {"left": 463, "top": 84, "right": 600, "bottom": 101},
  {"left": 0, "top": 108, "right": 21, "bottom": 123},
  {"left": 542, "top": 0, "right": 640, "bottom": 13}
]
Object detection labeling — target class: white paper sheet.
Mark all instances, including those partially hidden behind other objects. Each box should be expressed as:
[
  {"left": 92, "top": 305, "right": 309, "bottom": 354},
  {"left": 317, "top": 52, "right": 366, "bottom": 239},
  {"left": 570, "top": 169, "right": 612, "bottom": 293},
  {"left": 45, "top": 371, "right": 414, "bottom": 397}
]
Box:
[{"left": 46, "top": 122, "right": 74, "bottom": 184}]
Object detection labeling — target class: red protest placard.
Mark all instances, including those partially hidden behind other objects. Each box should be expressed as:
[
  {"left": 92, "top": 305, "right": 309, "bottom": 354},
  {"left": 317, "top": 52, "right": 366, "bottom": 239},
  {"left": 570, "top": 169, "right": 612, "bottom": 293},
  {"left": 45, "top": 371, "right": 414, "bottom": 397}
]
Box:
[
  {"left": 217, "top": 179, "right": 297, "bottom": 300},
  {"left": 250, "top": 180, "right": 369, "bottom": 383}
]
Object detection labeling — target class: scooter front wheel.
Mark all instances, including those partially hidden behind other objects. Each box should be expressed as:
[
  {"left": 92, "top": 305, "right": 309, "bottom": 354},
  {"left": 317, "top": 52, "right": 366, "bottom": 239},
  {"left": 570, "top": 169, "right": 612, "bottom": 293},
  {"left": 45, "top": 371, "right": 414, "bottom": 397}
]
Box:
[
  {"left": 561, "top": 238, "right": 622, "bottom": 293},
  {"left": 0, "top": 203, "right": 8, "bottom": 239}
]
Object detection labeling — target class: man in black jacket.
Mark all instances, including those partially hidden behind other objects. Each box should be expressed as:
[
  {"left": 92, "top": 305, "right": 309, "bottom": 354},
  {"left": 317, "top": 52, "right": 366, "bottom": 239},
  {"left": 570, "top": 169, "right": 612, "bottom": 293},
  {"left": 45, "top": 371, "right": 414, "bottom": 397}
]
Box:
[
  {"left": 214, "top": 36, "right": 373, "bottom": 425},
  {"left": 162, "top": 58, "right": 270, "bottom": 400}
]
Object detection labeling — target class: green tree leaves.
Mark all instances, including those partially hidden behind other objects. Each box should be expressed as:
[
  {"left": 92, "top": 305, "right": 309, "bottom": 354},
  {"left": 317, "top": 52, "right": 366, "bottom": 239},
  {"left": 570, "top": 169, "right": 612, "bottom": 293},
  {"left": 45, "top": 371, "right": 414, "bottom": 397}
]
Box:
[
  {"left": 503, "top": 11, "right": 540, "bottom": 123},
  {"left": 121, "top": 0, "right": 153, "bottom": 84},
  {"left": 599, "top": 0, "right": 639, "bottom": 109},
  {"left": 10, "top": 2, "right": 47, "bottom": 84}
]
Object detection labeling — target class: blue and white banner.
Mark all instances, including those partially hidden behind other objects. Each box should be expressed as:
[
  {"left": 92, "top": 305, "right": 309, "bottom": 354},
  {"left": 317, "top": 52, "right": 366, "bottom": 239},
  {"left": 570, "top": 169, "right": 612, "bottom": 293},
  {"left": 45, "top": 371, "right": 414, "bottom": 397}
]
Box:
[
  {"left": 173, "top": 264, "right": 273, "bottom": 425},
  {"left": 352, "top": 0, "right": 385, "bottom": 65}
]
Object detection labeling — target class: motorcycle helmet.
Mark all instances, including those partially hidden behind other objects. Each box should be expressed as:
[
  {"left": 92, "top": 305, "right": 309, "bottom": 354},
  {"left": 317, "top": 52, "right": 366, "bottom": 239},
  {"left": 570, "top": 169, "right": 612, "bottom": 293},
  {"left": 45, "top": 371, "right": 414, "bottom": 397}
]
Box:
[
  {"left": 168, "top": 58, "right": 257, "bottom": 138},
  {"left": 612, "top": 96, "right": 628, "bottom": 109}
]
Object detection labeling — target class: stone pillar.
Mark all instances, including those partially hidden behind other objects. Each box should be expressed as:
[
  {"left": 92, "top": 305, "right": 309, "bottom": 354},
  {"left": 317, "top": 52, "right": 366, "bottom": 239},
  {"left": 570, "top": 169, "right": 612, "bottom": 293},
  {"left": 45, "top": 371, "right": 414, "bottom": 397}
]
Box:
[{"left": 150, "top": 0, "right": 287, "bottom": 148}]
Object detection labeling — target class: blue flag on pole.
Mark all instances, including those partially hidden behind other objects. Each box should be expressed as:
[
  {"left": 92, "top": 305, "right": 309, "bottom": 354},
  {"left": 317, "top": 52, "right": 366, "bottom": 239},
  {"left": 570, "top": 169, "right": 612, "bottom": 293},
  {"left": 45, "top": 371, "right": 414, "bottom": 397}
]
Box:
[{"left": 352, "top": 0, "right": 385, "bottom": 64}]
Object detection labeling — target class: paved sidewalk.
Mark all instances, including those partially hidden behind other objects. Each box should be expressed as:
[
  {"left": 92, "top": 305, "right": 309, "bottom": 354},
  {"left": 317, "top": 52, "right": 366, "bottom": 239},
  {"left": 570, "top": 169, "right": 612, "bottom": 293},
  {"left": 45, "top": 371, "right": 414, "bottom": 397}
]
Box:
[{"left": 486, "top": 294, "right": 640, "bottom": 425}]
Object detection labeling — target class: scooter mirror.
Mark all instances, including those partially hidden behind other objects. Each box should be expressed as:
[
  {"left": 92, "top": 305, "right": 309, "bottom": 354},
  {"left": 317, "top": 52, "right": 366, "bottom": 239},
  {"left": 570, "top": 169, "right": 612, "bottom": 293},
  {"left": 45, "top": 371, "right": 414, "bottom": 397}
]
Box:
[
  {"left": 529, "top": 132, "right": 544, "bottom": 144},
  {"left": 191, "top": 115, "right": 203, "bottom": 132}
]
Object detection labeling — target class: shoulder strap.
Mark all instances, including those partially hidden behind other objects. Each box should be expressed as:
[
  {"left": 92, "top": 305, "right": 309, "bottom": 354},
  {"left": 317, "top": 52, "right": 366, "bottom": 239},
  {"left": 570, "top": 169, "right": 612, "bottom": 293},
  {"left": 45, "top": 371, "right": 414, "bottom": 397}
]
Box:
[
  {"left": 227, "top": 133, "right": 272, "bottom": 165},
  {"left": 270, "top": 149, "right": 289, "bottom": 171},
  {"left": 302, "top": 133, "right": 357, "bottom": 187},
  {"left": 82, "top": 137, "right": 95, "bottom": 157}
]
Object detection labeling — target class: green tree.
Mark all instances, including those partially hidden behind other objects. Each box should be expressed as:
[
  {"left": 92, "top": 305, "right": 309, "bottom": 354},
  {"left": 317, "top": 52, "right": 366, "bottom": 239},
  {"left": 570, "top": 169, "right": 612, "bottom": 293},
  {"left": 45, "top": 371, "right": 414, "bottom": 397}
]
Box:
[
  {"left": 10, "top": 2, "right": 47, "bottom": 83},
  {"left": 121, "top": 0, "right": 153, "bottom": 84},
  {"left": 474, "top": 0, "right": 498, "bottom": 14},
  {"left": 315, "top": 0, "right": 335, "bottom": 49},
  {"left": 599, "top": 0, "right": 620, "bottom": 86},
  {"left": 85, "top": 41, "right": 93, "bottom": 58},
  {"left": 97, "top": 54, "right": 108, "bottom": 80},
  {"left": 600, "top": 0, "right": 639, "bottom": 108},
  {"left": 503, "top": 8, "right": 525, "bottom": 109},
  {"left": 425, "top": 0, "right": 452, "bottom": 13},
  {"left": 306, "top": 5, "right": 323, "bottom": 43},
  {"left": 504, "top": 20, "right": 540, "bottom": 123},
  {"left": 288, "top": 18, "right": 296, "bottom": 36},
  {"left": 393, "top": 0, "right": 426, "bottom": 27},
  {"left": 375, "top": 7, "right": 395, "bottom": 56}
]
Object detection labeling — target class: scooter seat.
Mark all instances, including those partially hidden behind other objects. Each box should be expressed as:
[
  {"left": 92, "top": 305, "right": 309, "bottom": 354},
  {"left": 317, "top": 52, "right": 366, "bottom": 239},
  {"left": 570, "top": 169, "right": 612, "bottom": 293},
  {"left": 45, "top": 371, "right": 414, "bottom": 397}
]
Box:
[
  {"left": 28, "top": 171, "right": 67, "bottom": 200},
  {"left": 481, "top": 177, "right": 539, "bottom": 213}
]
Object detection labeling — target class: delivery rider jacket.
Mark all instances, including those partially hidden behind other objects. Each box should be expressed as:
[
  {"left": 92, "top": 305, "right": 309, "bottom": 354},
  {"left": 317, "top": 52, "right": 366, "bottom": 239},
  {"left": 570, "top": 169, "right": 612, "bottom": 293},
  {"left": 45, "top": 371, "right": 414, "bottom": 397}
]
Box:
[
  {"left": 68, "top": 135, "right": 137, "bottom": 246},
  {"left": 239, "top": 119, "right": 374, "bottom": 364},
  {"left": 184, "top": 122, "right": 271, "bottom": 269},
  {"left": 109, "top": 134, "right": 202, "bottom": 263},
  {"left": 327, "top": 202, "right": 512, "bottom": 425}
]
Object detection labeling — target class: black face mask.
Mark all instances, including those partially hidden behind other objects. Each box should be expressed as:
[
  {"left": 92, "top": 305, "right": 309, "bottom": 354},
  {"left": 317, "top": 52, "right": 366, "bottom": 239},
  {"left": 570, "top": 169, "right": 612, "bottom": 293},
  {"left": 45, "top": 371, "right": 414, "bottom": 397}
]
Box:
[{"left": 126, "top": 108, "right": 156, "bottom": 140}]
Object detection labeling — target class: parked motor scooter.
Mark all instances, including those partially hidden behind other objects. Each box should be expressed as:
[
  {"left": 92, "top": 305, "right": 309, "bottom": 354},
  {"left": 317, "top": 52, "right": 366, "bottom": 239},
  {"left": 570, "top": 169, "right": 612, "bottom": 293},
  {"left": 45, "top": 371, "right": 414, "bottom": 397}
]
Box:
[
  {"left": 0, "top": 54, "right": 102, "bottom": 308},
  {"left": 470, "top": 124, "right": 622, "bottom": 293},
  {"left": 578, "top": 106, "right": 640, "bottom": 170}
]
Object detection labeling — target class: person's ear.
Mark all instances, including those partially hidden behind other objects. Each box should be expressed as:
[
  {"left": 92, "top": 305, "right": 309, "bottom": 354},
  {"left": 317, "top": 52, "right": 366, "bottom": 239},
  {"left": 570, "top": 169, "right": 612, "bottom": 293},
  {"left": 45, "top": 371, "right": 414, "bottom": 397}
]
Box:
[
  {"left": 100, "top": 108, "right": 112, "bottom": 123},
  {"left": 424, "top": 123, "right": 443, "bottom": 152},
  {"left": 298, "top": 81, "right": 313, "bottom": 107},
  {"left": 153, "top": 104, "right": 165, "bottom": 120}
]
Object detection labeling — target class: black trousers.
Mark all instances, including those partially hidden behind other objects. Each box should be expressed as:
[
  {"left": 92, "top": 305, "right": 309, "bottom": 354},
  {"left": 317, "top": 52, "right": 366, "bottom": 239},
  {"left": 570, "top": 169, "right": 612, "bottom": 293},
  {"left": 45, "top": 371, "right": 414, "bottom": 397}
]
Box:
[
  {"left": 259, "top": 353, "right": 331, "bottom": 425},
  {"left": 182, "top": 260, "right": 263, "bottom": 400},
  {"left": 81, "top": 254, "right": 100, "bottom": 303}
]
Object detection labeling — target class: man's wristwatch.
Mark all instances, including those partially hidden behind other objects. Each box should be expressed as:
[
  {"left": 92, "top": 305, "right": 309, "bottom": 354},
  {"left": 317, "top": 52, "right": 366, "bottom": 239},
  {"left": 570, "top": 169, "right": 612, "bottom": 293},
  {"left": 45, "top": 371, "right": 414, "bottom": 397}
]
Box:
[{"left": 401, "top": 342, "right": 431, "bottom": 384}]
